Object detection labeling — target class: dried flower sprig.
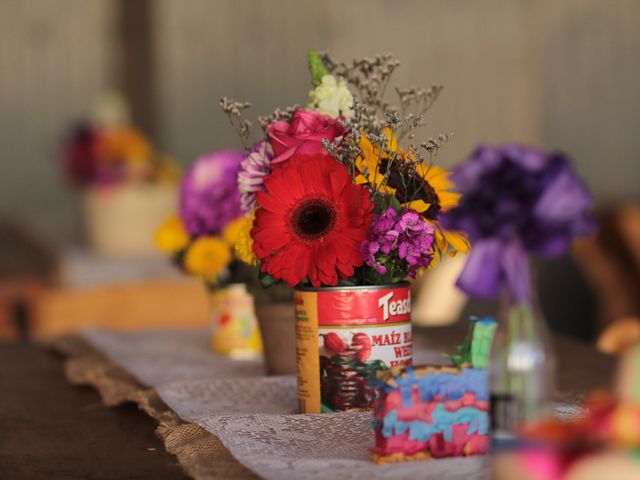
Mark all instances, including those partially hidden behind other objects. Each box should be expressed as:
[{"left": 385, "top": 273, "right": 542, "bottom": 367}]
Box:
[
  {"left": 320, "top": 52, "right": 399, "bottom": 125},
  {"left": 420, "top": 132, "right": 455, "bottom": 164},
  {"left": 220, "top": 97, "right": 253, "bottom": 147},
  {"left": 396, "top": 85, "right": 444, "bottom": 116},
  {"left": 257, "top": 105, "right": 299, "bottom": 131}
]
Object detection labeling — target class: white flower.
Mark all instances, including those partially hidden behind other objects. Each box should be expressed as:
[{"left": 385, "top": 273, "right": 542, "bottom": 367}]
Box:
[{"left": 308, "top": 75, "right": 354, "bottom": 118}]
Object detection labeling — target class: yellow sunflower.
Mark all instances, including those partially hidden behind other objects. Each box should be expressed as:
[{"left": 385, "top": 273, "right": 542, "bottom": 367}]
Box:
[
  {"left": 154, "top": 214, "right": 190, "bottom": 254},
  {"left": 355, "top": 128, "right": 470, "bottom": 261},
  {"left": 184, "top": 236, "right": 231, "bottom": 281},
  {"left": 355, "top": 127, "right": 398, "bottom": 194},
  {"left": 408, "top": 163, "right": 470, "bottom": 264}
]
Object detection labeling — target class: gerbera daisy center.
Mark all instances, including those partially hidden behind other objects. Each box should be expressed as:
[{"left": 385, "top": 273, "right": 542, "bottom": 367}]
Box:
[{"left": 291, "top": 197, "right": 338, "bottom": 240}]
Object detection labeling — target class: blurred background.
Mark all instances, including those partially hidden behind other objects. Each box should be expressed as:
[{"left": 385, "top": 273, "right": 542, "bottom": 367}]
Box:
[{"left": 1, "top": 0, "right": 639, "bottom": 348}]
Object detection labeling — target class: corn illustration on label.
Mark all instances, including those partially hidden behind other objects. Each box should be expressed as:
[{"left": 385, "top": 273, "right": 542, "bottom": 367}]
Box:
[{"left": 294, "top": 285, "right": 412, "bottom": 413}]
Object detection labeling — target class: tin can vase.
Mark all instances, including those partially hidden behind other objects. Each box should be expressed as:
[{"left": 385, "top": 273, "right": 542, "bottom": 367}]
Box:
[
  {"left": 294, "top": 283, "right": 412, "bottom": 413},
  {"left": 209, "top": 283, "right": 263, "bottom": 360}
]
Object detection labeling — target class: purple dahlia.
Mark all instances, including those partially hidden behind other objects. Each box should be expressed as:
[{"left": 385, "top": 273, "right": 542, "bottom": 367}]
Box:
[{"left": 179, "top": 149, "right": 243, "bottom": 236}]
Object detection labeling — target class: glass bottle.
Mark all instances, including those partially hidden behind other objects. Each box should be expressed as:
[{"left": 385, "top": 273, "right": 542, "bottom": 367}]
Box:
[{"left": 489, "top": 265, "right": 555, "bottom": 448}]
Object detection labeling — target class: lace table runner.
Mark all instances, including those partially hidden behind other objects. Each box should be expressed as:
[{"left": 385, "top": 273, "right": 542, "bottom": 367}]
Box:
[{"left": 77, "top": 328, "right": 547, "bottom": 480}]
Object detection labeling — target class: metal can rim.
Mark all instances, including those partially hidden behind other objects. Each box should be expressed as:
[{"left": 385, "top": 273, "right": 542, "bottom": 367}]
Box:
[{"left": 294, "top": 281, "right": 410, "bottom": 293}]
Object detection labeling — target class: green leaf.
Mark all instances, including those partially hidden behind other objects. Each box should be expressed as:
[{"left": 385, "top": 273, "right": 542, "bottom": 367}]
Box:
[
  {"left": 388, "top": 195, "right": 402, "bottom": 212},
  {"left": 258, "top": 271, "right": 278, "bottom": 288},
  {"left": 308, "top": 49, "right": 330, "bottom": 87},
  {"left": 372, "top": 193, "right": 402, "bottom": 214}
]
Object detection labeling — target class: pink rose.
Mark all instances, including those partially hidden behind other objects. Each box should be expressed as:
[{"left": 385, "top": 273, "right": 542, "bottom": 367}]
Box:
[{"left": 267, "top": 110, "right": 344, "bottom": 164}]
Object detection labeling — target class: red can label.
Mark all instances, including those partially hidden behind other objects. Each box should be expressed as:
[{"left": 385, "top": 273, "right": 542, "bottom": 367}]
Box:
[{"left": 294, "top": 285, "right": 412, "bottom": 413}]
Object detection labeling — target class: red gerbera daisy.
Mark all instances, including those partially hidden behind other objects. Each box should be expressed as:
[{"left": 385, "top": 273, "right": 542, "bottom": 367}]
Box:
[{"left": 252, "top": 154, "right": 373, "bottom": 287}]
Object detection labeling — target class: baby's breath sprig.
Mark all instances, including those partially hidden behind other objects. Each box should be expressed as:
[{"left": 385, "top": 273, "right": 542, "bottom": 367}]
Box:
[
  {"left": 220, "top": 97, "right": 253, "bottom": 147},
  {"left": 396, "top": 85, "right": 444, "bottom": 116},
  {"left": 257, "top": 105, "right": 299, "bottom": 131},
  {"left": 420, "top": 132, "right": 455, "bottom": 164},
  {"left": 320, "top": 52, "right": 400, "bottom": 125}
]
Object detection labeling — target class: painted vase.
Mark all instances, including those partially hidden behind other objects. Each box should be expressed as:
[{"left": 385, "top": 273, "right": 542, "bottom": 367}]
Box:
[{"left": 209, "top": 283, "right": 263, "bottom": 360}]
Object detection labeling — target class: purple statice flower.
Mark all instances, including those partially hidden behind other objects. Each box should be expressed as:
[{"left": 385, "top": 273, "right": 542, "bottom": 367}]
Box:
[
  {"left": 361, "top": 208, "right": 436, "bottom": 278},
  {"left": 179, "top": 149, "right": 244, "bottom": 236},
  {"left": 441, "top": 144, "right": 596, "bottom": 301},
  {"left": 237, "top": 141, "right": 274, "bottom": 213}
]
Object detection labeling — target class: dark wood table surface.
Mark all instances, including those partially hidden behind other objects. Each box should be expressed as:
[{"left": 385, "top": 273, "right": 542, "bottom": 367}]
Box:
[
  {"left": 0, "top": 326, "right": 617, "bottom": 480},
  {"left": 0, "top": 342, "right": 189, "bottom": 480}
]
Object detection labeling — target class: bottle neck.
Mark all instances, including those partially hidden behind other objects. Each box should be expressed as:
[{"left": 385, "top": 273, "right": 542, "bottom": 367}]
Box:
[{"left": 500, "top": 242, "right": 533, "bottom": 306}]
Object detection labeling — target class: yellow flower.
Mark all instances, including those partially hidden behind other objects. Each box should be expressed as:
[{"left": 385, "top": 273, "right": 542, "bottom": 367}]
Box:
[
  {"left": 355, "top": 128, "right": 470, "bottom": 261},
  {"left": 355, "top": 127, "right": 398, "bottom": 194},
  {"left": 155, "top": 155, "right": 183, "bottom": 184},
  {"left": 154, "top": 214, "right": 190, "bottom": 254},
  {"left": 233, "top": 213, "right": 258, "bottom": 266},
  {"left": 402, "top": 164, "right": 460, "bottom": 213},
  {"left": 222, "top": 216, "right": 247, "bottom": 247},
  {"left": 430, "top": 225, "right": 471, "bottom": 266},
  {"left": 412, "top": 165, "right": 470, "bottom": 262},
  {"left": 98, "top": 126, "right": 154, "bottom": 166},
  {"left": 184, "top": 236, "right": 231, "bottom": 281}
]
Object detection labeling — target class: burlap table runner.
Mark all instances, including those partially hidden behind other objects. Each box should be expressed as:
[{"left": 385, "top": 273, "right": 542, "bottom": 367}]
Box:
[
  {"left": 54, "top": 329, "right": 576, "bottom": 480},
  {"left": 54, "top": 335, "right": 259, "bottom": 479}
]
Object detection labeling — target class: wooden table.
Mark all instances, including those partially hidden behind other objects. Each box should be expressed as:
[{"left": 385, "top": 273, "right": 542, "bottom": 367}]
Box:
[
  {"left": 0, "top": 342, "right": 189, "bottom": 480},
  {"left": 0, "top": 326, "right": 617, "bottom": 479}
]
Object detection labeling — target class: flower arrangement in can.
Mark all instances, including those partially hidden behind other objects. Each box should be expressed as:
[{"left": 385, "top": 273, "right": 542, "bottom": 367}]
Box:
[
  {"left": 220, "top": 50, "right": 469, "bottom": 412},
  {"left": 223, "top": 50, "right": 469, "bottom": 289}
]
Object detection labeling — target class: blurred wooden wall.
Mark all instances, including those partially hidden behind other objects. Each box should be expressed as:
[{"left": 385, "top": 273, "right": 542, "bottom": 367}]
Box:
[
  {"left": 1, "top": 0, "right": 639, "bottom": 245},
  {"left": 152, "top": 0, "right": 640, "bottom": 200},
  {"left": 0, "top": 0, "right": 117, "bottom": 244}
]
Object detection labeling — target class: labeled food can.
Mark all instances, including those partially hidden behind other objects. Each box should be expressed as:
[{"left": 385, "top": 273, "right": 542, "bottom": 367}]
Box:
[
  {"left": 294, "top": 283, "right": 412, "bottom": 413},
  {"left": 210, "top": 283, "right": 263, "bottom": 360}
]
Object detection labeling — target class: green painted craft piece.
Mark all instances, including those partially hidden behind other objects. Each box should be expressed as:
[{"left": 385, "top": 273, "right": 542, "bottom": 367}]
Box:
[
  {"left": 444, "top": 316, "right": 497, "bottom": 369},
  {"left": 471, "top": 320, "right": 497, "bottom": 369}
]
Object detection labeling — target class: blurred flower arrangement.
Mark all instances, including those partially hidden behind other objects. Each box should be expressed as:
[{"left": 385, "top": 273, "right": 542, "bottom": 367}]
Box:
[
  {"left": 59, "top": 92, "right": 180, "bottom": 188},
  {"left": 221, "top": 50, "right": 469, "bottom": 288},
  {"left": 441, "top": 144, "right": 596, "bottom": 301},
  {"left": 154, "top": 150, "right": 255, "bottom": 287}
]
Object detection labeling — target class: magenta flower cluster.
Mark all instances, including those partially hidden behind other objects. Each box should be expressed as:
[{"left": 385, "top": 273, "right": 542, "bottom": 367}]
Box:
[{"left": 360, "top": 208, "right": 436, "bottom": 278}]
